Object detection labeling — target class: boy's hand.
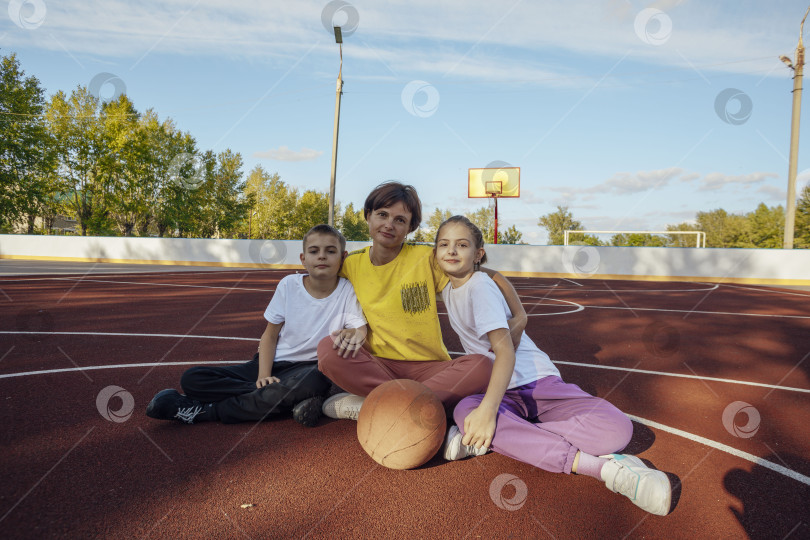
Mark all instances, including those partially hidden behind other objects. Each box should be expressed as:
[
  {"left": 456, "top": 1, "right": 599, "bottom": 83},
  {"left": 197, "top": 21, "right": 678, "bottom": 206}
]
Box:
[
  {"left": 256, "top": 376, "right": 280, "bottom": 388},
  {"left": 461, "top": 405, "right": 497, "bottom": 451},
  {"left": 331, "top": 327, "right": 366, "bottom": 358}
]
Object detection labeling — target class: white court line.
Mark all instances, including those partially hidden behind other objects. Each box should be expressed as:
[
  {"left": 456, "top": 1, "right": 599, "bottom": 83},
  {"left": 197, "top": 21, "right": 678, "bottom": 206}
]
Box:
[
  {"left": 5, "top": 333, "right": 807, "bottom": 394},
  {"left": 50, "top": 277, "right": 276, "bottom": 293},
  {"left": 577, "top": 304, "right": 810, "bottom": 320},
  {"left": 721, "top": 283, "right": 810, "bottom": 298},
  {"left": 627, "top": 414, "right": 810, "bottom": 487},
  {"left": 551, "top": 360, "right": 810, "bottom": 394},
  {"left": 0, "top": 331, "right": 258, "bottom": 341},
  {"left": 0, "top": 351, "right": 806, "bottom": 487},
  {"left": 516, "top": 284, "right": 720, "bottom": 293},
  {"left": 0, "top": 360, "right": 245, "bottom": 379}
]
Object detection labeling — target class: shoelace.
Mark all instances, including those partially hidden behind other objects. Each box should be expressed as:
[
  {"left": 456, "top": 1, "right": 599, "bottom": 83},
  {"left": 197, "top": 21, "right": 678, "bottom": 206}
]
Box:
[
  {"left": 611, "top": 463, "right": 640, "bottom": 499},
  {"left": 175, "top": 405, "right": 203, "bottom": 424}
]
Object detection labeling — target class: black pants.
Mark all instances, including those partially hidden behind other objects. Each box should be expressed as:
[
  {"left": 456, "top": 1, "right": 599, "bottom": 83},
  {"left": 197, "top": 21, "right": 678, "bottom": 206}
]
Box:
[{"left": 180, "top": 354, "right": 331, "bottom": 424}]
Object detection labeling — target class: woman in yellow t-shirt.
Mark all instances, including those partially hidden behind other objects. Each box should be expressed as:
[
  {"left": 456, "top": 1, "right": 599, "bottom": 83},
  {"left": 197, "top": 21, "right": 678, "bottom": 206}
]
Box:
[{"left": 317, "top": 181, "right": 527, "bottom": 418}]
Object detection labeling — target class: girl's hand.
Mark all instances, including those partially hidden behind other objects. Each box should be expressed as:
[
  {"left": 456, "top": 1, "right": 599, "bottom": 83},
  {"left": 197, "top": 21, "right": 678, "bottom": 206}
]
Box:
[
  {"left": 461, "top": 405, "right": 497, "bottom": 451},
  {"left": 256, "top": 375, "right": 280, "bottom": 388},
  {"left": 331, "top": 327, "right": 367, "bottom": 358}
]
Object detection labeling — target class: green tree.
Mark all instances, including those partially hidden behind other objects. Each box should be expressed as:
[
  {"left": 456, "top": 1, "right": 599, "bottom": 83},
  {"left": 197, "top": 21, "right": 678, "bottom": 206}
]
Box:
[
  {"left": 340, "top": 202, "right": 369, "bottom": 241},
  {"left": 0, "top": 53, "right": 56, "bottom": 233},
  {"left": 498, "top": 224, "right": 524, "bottom": 244},
  {"left": 46, "top": 86, "right": 111, "bottom": 235},
  {"left": 664, "top": 222, "right": 702, "bottom": 247},
  {"left": 747, "top": 203, "right": 784, "bottom": 248},
  {"left": 610, "top": 233, "right": 666, "bottom": 247},
  {"left": 539, "top": 206, "right": 601, "bottom": 245},
  {"left": 101, "top": 95, "right": 152, "bottom": 236},
  {"left": 795, "top": 184, "right": 810, "bottom": 248},
  {"left": 244, "top": 166, "right": 298, "bottom": 239},
  {"left": 289, "top": 189, "right": 330, "bottom": 239},
  {"left": 207, "top": 149, "right": 251, "bottom": 238},
  {"left": 413, "top": 208, "right": 452, "bottom": 242},
  {"left": 697, "top": 209, "right": 752, "bottom": 248},
  {"left": 538, "top": 206, "right": 579, "bottom": 245}
]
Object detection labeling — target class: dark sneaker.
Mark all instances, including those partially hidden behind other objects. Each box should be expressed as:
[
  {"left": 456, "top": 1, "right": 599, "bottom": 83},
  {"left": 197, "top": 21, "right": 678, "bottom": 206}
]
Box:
[
  {"left": 146, "top": 389, "right": 209, "bottom": 424},
  {"left": 292, "top": 396, "right": 325, "bottom": 427}
]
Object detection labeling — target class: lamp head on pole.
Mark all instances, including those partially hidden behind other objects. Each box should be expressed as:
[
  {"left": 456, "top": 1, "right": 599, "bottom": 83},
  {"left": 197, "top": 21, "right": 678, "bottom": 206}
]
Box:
[
  {"left": 781, "top": 55, "right": 795, "bottom": 70},
  {"left": 334, "top": 26, "right": 343, "bottom": 44}
]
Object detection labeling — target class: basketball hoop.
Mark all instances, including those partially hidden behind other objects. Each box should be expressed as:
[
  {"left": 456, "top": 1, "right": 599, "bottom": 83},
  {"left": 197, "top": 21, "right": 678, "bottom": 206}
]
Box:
[
  {"left": 485, "top": 181, "right": 502, "bottom": 197},
  {"left": 468, "top": 166, "right": 520, "bottom": 245}
]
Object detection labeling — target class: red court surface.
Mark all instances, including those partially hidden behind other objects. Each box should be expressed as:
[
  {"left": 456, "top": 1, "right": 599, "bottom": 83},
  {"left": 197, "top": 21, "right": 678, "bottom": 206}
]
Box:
[{"left": 1, "top": 266, "right": 809, "bottom": 539}]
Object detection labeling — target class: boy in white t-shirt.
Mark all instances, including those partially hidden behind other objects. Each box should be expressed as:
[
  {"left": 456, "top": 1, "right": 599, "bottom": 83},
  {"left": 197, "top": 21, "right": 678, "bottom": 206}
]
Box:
[{"left": 146, "top": 225, "right": 366, "bottom": 427}]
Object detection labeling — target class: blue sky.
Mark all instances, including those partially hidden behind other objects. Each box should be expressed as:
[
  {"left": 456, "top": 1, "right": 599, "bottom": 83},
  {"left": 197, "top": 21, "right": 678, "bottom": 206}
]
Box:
[{"left": 3, "top": 0, "right": 809, "bottom": 244}]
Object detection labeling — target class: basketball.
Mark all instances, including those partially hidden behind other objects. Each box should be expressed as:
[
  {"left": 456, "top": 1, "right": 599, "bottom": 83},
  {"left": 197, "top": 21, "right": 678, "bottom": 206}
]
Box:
[{"left": 357, "top": 379, "right": 447, "bottom": 470}]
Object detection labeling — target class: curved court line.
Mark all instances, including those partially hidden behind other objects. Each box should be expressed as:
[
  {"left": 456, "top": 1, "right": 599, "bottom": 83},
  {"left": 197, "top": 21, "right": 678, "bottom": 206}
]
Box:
[
  {"left": 50, "top": 277, "right": 276, "bottom": 293},
  {"left": 0, "top": 360, "right": 246, "bottom": 379},
  {"left": 1, "top": 331, "right": 258, "bottom": 341},
  {"left": 552, "top": 360, "right": 810, "bottom": 394},
  {"left": 3, "top": 332, "right": 807, "bottom": 394},
  {"left": 517, "top": 283, "right": 720, "bottom": 293},
  {"left": 628, "top": 414, "right": 810, "bottom": 487},
  {"left": 0, "top": 358, "right": 806, "bottom": 488},
  {"left": 580, "top": 304, "right": 810, "bottom": 320},
  {"left": 440, "top": 298, "right": 584, "bottom": 317}
]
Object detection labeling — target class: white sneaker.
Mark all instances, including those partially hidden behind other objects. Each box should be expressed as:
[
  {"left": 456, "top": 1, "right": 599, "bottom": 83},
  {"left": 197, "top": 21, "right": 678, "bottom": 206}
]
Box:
[
  {"left": 443, "top": 425, "right": 490, "bottom": 461},
  {"left": 322, "top": 392, "right": 365, "bottom": 420},
  {"left": 600, "top": 454, "right": 672, "bottom": 516}
]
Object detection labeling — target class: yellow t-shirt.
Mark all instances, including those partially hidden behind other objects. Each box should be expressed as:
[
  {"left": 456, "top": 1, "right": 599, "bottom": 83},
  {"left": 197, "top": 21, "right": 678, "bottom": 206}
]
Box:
[{"left": 340, "top": 243, "right": 450, "bottom": 361}]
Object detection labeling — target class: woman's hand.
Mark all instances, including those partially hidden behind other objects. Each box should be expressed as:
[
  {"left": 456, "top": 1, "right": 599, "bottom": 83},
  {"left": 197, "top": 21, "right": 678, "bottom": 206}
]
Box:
[{"left": 331, "top": 326, "right": 367, "bottom": 358}]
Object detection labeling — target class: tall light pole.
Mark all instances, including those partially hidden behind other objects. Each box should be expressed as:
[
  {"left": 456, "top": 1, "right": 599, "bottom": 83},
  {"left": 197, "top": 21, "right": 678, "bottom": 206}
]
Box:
[
  {"left": 328, "top": 26, "right": 344, "bottom": 227},
  {"left": 782, "top": 6, "right": 810, "bottom": 249}
]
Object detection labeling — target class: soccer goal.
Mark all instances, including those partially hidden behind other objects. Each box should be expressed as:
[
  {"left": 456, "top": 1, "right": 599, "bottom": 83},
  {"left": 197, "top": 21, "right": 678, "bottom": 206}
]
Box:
[{"left": 563, "top": 230, "right": 706, "bottom": 248}]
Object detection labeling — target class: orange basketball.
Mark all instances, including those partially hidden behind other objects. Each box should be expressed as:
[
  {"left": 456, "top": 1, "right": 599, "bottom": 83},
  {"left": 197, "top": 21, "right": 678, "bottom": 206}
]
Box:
[{"left": 357, "top": 379, "right": 447, "bottom": 470}]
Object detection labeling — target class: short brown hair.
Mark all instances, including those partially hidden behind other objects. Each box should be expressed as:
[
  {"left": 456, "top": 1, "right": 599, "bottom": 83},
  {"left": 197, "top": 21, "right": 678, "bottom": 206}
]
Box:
[
  {"left": 303, "top": 224, "right": 346, "bottom": 252},
  {"left": 363, "top": 181, "right": 422, "bottom": 233}
]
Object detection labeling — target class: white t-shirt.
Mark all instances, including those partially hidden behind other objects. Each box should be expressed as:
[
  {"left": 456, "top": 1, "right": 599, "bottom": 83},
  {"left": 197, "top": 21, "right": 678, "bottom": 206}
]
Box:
[
  {"left": 263, "top": 274, "right": 366, "bottom": 363},
  {"left": 442, "top": 271, "right": 560, "bottom": 389}
]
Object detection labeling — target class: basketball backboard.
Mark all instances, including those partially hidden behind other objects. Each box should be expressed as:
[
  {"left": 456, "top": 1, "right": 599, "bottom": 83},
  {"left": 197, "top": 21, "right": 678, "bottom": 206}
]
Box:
[{"left": 468, "top": 167, "right": 520, "bottom": 198}]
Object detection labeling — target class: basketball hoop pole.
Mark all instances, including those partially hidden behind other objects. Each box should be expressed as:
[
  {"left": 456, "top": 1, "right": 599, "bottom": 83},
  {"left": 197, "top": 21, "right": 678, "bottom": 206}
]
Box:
[{"left": 493, "top": 194, "right": 498, "bottom": 244}]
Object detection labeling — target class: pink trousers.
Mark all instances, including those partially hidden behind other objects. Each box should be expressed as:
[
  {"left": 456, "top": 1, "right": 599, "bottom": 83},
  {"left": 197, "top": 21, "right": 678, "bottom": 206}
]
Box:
[{"left": 454, "top": 376, "right": 633, "bottom": 474}]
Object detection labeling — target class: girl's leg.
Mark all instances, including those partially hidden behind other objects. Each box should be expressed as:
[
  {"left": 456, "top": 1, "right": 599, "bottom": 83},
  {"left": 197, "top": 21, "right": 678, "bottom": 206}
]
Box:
[
  {"left": 524, "top": 376, "right": 633, "bottom": 458},
  {"left": 453, "top": 376, "right": 633, "bottom": 474},
  {"left": 453, "top": 390, "right": 579, "bottom": 474}
]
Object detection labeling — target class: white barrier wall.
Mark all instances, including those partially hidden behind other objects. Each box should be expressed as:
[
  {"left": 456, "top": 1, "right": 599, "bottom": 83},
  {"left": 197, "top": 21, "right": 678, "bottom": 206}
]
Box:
[{"left": 1, "top": 234, "right": 808, "bottom": 285}]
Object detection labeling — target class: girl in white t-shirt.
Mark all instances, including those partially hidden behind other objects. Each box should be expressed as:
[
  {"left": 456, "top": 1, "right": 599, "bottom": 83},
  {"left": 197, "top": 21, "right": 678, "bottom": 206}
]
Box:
[{"left": 434, "top": 216, "right": 672, "bottom": 516}]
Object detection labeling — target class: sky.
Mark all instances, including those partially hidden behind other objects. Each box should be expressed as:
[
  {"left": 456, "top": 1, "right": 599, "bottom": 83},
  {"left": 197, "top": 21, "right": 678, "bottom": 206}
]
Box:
[{"left": 3, "top": 0, "right": 810, "bottom": 244}]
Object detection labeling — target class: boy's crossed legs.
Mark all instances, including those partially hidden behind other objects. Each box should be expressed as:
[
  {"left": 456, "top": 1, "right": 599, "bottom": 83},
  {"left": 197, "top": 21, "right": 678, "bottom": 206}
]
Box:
[{"left": 147, "top": 354, "right": 331, "bottom": 425}]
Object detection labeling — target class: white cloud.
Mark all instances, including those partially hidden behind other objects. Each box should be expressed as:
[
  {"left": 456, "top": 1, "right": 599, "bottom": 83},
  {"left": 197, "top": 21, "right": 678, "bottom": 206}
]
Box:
[
  {"left": 586, "top": 167, "right": 684, "bottom": 195},
  {"left": 697, "top": 172, "right": 777, "bottom": 191},
  {"left": 4, "top": 0, "right": 798, "bottom": 82},
  {"left": 756, "top": 185, "right": 786, "bottom": 200},
  {"left": 253, "top": 146, "right": 323, "bottom": 161}
]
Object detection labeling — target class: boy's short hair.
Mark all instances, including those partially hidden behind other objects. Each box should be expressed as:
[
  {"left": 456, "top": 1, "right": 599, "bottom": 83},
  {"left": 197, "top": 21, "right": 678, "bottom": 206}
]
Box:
[
  {"left": 303, "top": 224, "right": 346, "bottom": 252},
  {"left": 363, "top": 181, "right": 422, "bottom": 233}
]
